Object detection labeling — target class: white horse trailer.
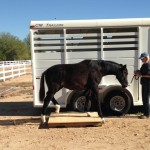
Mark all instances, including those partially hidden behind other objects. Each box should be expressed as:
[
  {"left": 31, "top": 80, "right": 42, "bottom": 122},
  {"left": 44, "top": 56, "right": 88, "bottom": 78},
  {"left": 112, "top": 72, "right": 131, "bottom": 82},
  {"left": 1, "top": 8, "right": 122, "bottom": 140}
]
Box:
[{"left": 30, "top": 18, "right": 150, "bottom": 115}]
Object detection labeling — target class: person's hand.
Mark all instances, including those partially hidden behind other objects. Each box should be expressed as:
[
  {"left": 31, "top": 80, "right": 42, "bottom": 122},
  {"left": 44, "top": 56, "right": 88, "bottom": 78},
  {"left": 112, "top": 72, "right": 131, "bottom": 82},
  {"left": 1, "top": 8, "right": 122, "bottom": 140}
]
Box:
[{"left": 134, "top": 70, "right": 141, "bottom": 77}]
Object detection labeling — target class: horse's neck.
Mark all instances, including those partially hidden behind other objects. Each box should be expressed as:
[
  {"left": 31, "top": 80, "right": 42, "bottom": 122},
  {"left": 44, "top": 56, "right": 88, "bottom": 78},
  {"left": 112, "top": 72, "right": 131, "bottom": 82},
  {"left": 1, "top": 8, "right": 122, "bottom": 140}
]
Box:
[{"left": 102, "top": 61, "right": 119, "bottom": 76}]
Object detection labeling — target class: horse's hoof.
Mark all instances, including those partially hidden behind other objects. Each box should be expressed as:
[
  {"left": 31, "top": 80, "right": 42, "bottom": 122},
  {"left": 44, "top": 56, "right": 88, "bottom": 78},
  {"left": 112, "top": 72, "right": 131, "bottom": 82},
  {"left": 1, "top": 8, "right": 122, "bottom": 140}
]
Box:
[
  {"left": 55, "top": 104, "right": 60, "bottom": 113},
  {"left": 101, "top": 118, "right": 105, "bottom": 124},
  {"left": 87, "top": 112, "right": 92, "bottom": 117},
  {"left": 39, "top": 122, "right": 48, "bottom": 129},
  {"left": 41, "top": 114, "right": 46, "bottom": 123},
  {"left": 54, "top": 112, "right": 60, "bottom": 116}
]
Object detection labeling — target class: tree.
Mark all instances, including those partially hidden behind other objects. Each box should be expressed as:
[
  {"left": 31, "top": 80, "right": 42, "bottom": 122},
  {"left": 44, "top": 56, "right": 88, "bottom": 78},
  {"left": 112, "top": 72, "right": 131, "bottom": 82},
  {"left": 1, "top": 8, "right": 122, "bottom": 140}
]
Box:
[
  {"left": 24, "top": 33, "right": 30, "bottom": 49},
  {"left": 0, "top": 32, "right": 30, "bottom": 60},
  {"left": 23, "top": 33, "right": 31, "bottom": 57}
]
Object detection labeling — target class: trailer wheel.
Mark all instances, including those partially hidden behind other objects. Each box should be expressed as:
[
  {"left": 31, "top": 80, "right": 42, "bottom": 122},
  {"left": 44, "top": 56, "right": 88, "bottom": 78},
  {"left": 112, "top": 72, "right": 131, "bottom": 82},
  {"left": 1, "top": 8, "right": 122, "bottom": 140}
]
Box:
[
  {"left": 70, "top": 91, "right": 91, "bottom": 112},
  {"left": 104, "top": 91, "right": 131, "bottom": 115}
]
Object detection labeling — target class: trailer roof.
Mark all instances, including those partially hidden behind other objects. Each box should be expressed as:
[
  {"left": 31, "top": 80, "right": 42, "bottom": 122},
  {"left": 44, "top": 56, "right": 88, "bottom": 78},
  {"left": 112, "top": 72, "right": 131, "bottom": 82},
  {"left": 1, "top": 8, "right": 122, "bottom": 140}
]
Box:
[{"left": 30, "top": 18, "right": 150, "bottom": 29}]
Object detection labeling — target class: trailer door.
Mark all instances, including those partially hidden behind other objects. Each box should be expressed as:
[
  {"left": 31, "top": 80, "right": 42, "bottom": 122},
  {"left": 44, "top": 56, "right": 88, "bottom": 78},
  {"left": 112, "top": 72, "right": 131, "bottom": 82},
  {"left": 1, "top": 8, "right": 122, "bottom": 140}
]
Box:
[{"left": 30, "top": 29, "right": 67, "bottom": 107}]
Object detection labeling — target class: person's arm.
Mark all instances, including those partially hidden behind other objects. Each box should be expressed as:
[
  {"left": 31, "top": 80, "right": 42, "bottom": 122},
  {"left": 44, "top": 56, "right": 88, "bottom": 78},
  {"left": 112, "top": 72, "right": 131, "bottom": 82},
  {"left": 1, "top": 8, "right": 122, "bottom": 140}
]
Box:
[{"left": 141, "top": 75, "right": 150, "bottom": 78}]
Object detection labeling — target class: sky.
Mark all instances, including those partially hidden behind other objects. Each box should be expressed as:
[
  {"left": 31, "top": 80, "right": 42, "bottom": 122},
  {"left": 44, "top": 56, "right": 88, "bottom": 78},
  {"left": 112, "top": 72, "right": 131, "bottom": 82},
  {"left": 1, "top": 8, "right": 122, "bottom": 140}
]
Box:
[{"left": 0, "top": 0, "right": 150, "bottom": 40}]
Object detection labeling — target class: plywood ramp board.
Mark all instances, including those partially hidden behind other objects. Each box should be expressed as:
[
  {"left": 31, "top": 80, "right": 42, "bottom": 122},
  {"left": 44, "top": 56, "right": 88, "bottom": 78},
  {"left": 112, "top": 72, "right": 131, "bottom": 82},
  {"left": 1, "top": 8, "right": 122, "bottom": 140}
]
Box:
[{"left": 48, "top": 112, "right": 102, "bottom": 128}]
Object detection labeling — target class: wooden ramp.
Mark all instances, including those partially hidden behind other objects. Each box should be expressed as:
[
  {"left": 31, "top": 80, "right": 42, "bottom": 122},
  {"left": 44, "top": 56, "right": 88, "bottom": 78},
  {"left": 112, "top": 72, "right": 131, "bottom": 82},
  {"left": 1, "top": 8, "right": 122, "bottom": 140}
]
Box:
[{"left": 48, "top": 112, "right": 102, "bottom": 128}]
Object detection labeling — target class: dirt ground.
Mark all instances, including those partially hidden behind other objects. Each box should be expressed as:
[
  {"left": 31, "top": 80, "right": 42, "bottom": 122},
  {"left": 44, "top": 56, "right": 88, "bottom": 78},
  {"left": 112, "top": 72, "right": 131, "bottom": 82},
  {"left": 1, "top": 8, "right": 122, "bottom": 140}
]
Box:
[{"left": 0, "top": 74, "right": 150, "bottom": 150}]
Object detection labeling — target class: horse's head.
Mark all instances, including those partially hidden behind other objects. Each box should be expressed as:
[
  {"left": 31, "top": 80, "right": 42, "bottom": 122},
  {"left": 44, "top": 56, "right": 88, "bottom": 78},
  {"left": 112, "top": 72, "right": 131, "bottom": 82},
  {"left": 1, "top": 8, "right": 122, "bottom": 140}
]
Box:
[{"left": 116, "top": 64, "right": 128, "bottom": 88}]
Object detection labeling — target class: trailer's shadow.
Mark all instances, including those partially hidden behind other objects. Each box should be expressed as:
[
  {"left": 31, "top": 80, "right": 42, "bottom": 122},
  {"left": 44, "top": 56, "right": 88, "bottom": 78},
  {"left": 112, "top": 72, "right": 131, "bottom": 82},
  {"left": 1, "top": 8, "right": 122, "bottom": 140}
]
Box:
[
  {"left": 0, "top": 100, "right": 144, "bottom": 116},
  {"left": 0, "top": 101, "right": 41, "bottom": 116},
  {"left": 0, "top": 101, "right": 144, "bottom": 127},
  {"left": 0, "top": 101, "right": 52, "bottom": 128}
]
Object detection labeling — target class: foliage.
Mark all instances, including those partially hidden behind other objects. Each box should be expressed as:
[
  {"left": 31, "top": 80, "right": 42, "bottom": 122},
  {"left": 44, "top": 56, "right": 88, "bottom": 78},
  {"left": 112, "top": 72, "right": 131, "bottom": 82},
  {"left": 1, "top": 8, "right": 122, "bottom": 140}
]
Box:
[
  {"left": 24, "top": 34, "right": 30, "bottom": 47},
  {"left": 23, "top": 33, "right": 30, "bottom": 54},
  {"left": 0, "top": 32, "right": 31, "bottom": 61}
]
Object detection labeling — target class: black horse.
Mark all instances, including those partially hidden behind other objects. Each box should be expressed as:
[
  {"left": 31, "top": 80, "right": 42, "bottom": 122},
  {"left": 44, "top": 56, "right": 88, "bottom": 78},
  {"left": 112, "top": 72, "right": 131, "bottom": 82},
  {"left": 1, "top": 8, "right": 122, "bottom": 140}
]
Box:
[{"left": 39, "top": 59, "right": 128, "bottom": 124}]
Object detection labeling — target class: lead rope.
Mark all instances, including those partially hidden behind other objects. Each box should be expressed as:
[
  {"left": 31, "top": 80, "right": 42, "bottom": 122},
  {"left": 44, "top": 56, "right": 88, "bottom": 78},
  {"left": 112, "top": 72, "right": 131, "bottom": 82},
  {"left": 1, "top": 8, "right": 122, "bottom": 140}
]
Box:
[
  {"left": 130, "top": 75, "right": 139, "bottom": 84},
  {"left": 130, "top": 75, "right": 140, "bottom": 100}
]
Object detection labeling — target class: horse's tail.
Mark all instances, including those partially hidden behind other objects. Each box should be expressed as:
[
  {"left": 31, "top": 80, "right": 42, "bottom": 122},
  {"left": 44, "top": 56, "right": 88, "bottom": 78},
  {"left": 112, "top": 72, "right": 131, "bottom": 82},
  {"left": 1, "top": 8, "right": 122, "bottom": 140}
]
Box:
[{"left": 39, "top": 72, "right": 45, "bottom": 102}]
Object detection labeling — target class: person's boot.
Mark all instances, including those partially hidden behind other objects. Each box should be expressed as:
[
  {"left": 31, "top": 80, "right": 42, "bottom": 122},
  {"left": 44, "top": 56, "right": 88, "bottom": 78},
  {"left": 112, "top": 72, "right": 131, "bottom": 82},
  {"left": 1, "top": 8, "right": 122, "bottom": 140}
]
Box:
[{"left": 139, "top": 115, "right": 150, "bottom": 119}]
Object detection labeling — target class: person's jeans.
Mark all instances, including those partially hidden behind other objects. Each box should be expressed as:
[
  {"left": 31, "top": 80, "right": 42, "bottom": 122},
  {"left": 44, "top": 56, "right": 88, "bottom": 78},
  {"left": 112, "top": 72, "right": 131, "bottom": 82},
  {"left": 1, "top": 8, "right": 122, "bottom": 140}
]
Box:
[{"left": 142, "top": 83, "right": 150, "bottom": 116}]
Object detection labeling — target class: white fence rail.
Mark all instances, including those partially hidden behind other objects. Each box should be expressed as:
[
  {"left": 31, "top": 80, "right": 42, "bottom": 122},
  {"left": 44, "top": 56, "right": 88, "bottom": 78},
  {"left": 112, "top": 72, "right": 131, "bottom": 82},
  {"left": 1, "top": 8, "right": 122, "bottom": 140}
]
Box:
[{"left": 0, "top": 60, "right": 31, "bottom": 81}]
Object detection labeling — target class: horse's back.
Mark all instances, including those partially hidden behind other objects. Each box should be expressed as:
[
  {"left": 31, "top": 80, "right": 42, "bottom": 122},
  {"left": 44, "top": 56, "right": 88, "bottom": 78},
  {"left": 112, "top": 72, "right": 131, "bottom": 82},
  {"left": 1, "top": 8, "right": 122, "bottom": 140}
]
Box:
[
  {"left": 47, "top": 60, "right": 91, "bottom": 73},
  {"left": 44, "top": 60, "right": 93, "bottom": 89}
]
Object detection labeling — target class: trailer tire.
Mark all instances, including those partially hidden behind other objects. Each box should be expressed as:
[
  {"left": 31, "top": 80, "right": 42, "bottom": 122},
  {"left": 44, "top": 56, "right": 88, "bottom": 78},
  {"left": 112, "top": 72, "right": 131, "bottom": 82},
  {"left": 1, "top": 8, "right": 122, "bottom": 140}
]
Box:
[
  {"left": 70, "top": 91, "right": 91, "bottom": 112},
  {"left": 104, "top": 91, "right": 131, "bottom": 115}
]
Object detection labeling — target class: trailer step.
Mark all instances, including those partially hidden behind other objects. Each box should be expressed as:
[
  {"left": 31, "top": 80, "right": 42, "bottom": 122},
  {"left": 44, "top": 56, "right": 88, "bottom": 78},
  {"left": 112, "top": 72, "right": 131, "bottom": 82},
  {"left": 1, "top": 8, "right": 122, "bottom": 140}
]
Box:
[{"left": 48, "top": 112, "right": 102, "bottom": 128}]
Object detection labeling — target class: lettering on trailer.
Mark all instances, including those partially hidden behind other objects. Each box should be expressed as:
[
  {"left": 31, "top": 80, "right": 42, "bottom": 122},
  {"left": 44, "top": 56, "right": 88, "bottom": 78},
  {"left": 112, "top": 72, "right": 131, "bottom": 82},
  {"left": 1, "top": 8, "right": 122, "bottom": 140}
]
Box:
[
  {"left": 46, "top": 23, "right": 63, "bottom": 27},
  {"left": 33, "top": 23, "right": 64, "bottom": 28},
  {"left": 35, "top": 24, "right": 43, "bottom": 27}
]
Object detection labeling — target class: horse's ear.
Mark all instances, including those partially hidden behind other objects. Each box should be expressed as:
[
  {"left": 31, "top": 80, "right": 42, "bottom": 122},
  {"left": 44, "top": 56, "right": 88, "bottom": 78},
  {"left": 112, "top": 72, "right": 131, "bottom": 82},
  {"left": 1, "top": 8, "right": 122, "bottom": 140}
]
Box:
[
  {"left": 123, "top": 65, "right": 126, "bottom": 69},
  {"left": 119, "top": 64, "right": 123, "bottom": 67},
  {"left": 120, "top": 64, "right": 126, "bottom": 70},
  {"left": 121, "top": 65, "right": 127, "bottom": 71}
]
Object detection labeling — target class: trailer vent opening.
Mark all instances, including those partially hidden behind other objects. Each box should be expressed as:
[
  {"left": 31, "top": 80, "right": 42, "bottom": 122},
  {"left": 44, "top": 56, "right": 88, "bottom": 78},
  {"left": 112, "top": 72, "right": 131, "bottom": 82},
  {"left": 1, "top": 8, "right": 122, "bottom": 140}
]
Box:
[{"left": 103, "top": 27, "right": 138, "bottom": 51}]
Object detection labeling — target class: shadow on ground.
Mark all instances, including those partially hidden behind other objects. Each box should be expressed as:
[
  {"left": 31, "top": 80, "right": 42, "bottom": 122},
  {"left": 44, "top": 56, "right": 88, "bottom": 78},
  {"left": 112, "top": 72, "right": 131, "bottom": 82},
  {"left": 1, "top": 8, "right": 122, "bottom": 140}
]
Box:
[
  {"left": 0, "top": 101, "right": 41, "bottom": 116},
  {"left": 0, "top": 101, "right": 144, "bottom": 128},
  {"left": 0, "top": 101, "right": 143, "bottom": 116}
]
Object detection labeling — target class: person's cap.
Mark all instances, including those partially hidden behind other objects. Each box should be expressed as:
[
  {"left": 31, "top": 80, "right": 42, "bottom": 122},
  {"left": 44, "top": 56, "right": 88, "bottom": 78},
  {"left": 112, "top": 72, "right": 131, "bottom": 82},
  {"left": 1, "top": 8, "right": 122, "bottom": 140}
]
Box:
[{"left": 139, "top": 52, "right": 149, "bottom": 59}]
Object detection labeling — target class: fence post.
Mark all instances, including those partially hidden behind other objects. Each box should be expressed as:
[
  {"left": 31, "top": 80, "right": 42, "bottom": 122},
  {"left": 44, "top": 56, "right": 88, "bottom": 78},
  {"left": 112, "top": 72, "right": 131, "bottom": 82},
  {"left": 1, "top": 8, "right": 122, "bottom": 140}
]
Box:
[
  {"left": 24, "top": 63, "right": 26, "bottom": 74},
  {"left": 18, "top": 61, "right": 20, "bottom": 77},
  {"left": 2, "top": 62, "right": 5, "bottom": 81},
  {"left": 11, "top": 64, "right": 14, "bottom": 79}
]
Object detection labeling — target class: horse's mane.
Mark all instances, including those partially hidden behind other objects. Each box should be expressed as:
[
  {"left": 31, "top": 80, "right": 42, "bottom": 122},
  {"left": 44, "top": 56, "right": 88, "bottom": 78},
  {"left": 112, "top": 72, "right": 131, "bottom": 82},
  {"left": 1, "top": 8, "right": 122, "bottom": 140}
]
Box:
[
  {"left": 96, "top": 60, "right": 122, "bottom": 75},
  {"left": 97, "top": 60, "right": 121, "bottom": 67}
]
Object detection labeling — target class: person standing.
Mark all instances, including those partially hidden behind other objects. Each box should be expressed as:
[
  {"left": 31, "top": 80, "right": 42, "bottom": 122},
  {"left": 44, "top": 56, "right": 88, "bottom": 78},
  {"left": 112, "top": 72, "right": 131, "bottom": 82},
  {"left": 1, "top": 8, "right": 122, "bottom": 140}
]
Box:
[{"left": 134, "top": 52, "right": 150, "bottom": 119}]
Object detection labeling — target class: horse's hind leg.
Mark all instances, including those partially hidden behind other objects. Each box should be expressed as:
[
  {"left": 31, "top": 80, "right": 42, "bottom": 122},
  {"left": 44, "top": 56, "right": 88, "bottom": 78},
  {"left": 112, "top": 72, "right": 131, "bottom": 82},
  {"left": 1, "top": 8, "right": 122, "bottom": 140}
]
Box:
[
  {"left": 41, "top": 83, "right": 61, "bottom": 123},
  {"left": 41, "top": 91, "right": 54, "bottom": 123},
  {"left": 51, "top": 97, "right": 60, "bottom": 113}
]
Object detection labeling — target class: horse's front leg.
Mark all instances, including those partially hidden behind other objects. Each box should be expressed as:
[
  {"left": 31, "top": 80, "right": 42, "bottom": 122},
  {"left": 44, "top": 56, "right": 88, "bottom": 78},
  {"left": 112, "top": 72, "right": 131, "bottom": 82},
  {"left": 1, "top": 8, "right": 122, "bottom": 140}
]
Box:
[
  {"left": 97, "top": 96, "right": 105, "bottom": 124},
  {"left": 83, "top": 89, "right": 92, "bottom": 117},
  {"left": 91, "top": 83, "right": 105, "bottom": 124},
  {"left": 51, "top": 97, "right": 60, "bottom": 114}
]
